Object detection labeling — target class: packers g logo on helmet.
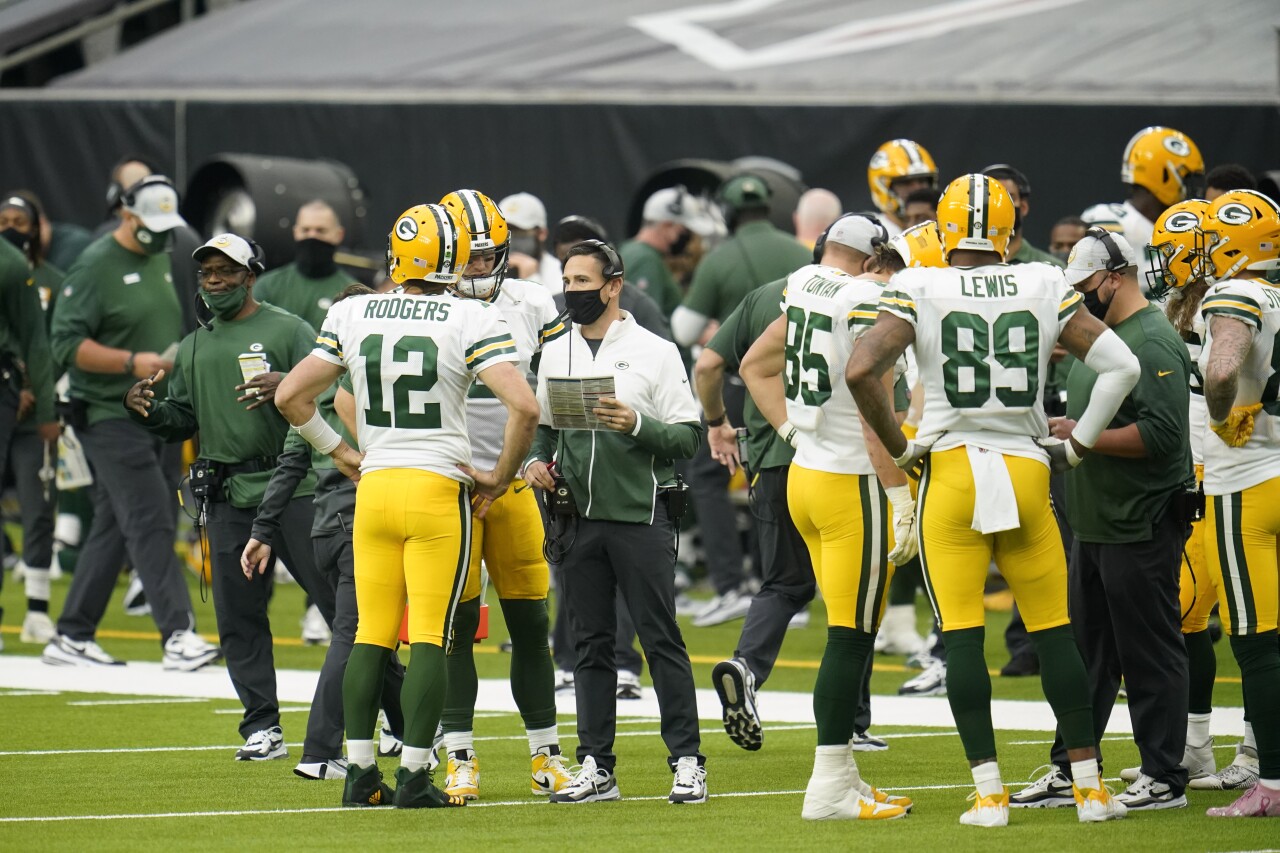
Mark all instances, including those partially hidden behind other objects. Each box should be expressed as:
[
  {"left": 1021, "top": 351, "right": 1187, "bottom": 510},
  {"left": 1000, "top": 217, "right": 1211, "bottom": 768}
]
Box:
[
  {"left": 867, "top": 139, "right": 937, "bottom": 218},
  {"left": 1121, "top": 126, "right": 1205, "bottom": 208},
  {"left": 440, "top": 188, "right": 510, "bottom": 301},
  {"left": 935, "top": 174, "right": 1015, "bottom": 262},
  {"left": 1202, "top": 189, "right": 1280, "bottom": 282},
  {"left": 386, "top": 203, "right": 471, "bottom": 286},
  {"left": 1147, "top": 199, "right": 1210, "bottom": 298}
]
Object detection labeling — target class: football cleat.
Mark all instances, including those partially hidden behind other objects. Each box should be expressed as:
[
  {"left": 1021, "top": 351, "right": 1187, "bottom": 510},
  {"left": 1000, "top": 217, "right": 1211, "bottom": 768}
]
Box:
[
  {"left": 342, "top": 763, "right": 393, "bottom": 807},
  {"left": 549, "top": 756, "right": 621, "bottom": 804},
  {"left": 1205, "top": 781, "right": 1280, "bottom": 817},
  {"left": 1113, "top": 773, "right": 1187, "bottom": 810},
  {"left": 874, "top": 604, "right": 924, "bottom": 656},
  {"left": 711, "top": 657, "right": 762, "bottom": 751},
  {"left": 444, "top": 750, "right": 479, "bottom": 800},
  {"left": 235, "top": 726, "right": 286, "bottom": 761},
  {"left": 20, "top": 611, "right": 55, "bottom": 644},
  {"left": 1010, "top": 765, "right": 1076, "bottom": 808},
  {"left": 1189, "top": 745, "right": 1259, "bottom": 790},
  {"left": 122, "top": 572, "right": 150, "bottom": 617},
  {"left": 669, "top": 756, "right": 708, "bottom": 805},
  {"left": 394, "top": 766, "right": 466, "bottom": 809},
  {"left": 162, "top": 629, "right": 221, "bottom": 672},
  {"left": 1075, "top": 784, "right": 1127, "bottom": 823},
  {"left": 850, "top": 731, "right": 888, "bottom": 752},
  {"left": 294, "top": 755, "right": 348, "bottom": 781},
  {"left": 960, "top": 788, "right": 1010, "bottom": 827},
  {"left": 531, "top": 747, "right": 574, "bottom": 795},
  {"left": 898, "top": 658, "right": 947, "bottom": 697},
  {"left": 691, "top": 588, "right": 752, "bottom": 627},
  {"left": 853, "top": 777, "right": 913, "bottom": 813}
]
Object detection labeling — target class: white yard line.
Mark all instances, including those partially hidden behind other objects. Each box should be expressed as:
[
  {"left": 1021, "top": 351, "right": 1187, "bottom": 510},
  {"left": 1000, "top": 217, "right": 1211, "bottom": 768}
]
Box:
[
  {"left": 212, "top": 707, "right": 311, "bottom": 715},
  {"left": 0, "top": 690, "right": 60, "bottom": 697},
  {"left": 67, "top": 698, "right": 209, "bottom": 707}
]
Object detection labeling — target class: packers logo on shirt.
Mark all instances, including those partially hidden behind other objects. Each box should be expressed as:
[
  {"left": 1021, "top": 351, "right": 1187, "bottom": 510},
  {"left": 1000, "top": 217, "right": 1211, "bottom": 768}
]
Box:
[
  {"left": 395, "top": 216, "right": 419, "bottom": 241},
  {"left": 1216, "top": 202, "right": 1253, "bottom": 226}
]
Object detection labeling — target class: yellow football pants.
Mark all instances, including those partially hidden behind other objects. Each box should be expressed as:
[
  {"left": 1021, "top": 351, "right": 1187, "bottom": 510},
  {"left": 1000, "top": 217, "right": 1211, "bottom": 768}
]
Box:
[
  {"left": 917, "top": 447, "right": 1068, "bottom": 632},
  {"left": 353, "top": 469, "right": 472, "bottom": 649},
  {"left": 460, "top": 478, "right": 549, "bottom": 602},
  {"left": 788, "top": 465, "right": 893, "bottom": 632},
  {"left": 1205, "top": 476, "right": 1280, "bottom": 636},
  {"left": 1181, "top": 464, "right": 1217, "bottom": 633}
]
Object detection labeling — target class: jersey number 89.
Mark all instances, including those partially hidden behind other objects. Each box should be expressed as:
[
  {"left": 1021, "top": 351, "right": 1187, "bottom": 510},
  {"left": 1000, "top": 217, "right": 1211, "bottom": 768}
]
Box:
[{"left": 940, "top": 310, "right": 1039, "bottom": 409}]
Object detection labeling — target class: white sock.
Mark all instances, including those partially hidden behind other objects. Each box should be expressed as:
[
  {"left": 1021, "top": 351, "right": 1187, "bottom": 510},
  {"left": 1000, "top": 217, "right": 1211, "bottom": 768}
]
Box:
[
  {"left": 24, "top": 565, "right": 51, "bottom": 602},
  {"left": 1187, "top": 712, "right": 1211, "bottom": 746},
  {"left": 401, "top": 746, "right": 432, "bottom": 772},
  {"left": 1071, "top": 758, "right": 1101, "bottom": 791},
  {"left": 971, "top": 761, "right": 1003, "bottom": 798},
  {"left": 441, "top": 731, "right": 474, "bottom": 756},
  {"left": 527, "top": 725, "right": 559, "bottom": 755},
  {"left": 1260, "top": 778, "right": 1280, "bottom": 789},
  {"left": 1244, "top": 721, "right": 1256, "bottom": 751},
  {"left": 348, "top": 739, "right": 376, "bottom": 769}
]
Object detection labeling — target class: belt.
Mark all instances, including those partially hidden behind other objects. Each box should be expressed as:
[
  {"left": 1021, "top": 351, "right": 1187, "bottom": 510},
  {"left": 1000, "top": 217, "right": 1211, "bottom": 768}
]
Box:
[{"left": 215, "top": 456, "right": 279, "bottom": 477}]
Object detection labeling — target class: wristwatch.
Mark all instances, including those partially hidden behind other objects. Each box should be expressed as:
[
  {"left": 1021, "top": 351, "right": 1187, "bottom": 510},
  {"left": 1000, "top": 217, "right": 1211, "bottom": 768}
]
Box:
[
  {"left": 123, "top": 352, "right": 136, "bottom": 377},
  {"left": 706, "top": 414, "right": 727, "bottom": 427}
]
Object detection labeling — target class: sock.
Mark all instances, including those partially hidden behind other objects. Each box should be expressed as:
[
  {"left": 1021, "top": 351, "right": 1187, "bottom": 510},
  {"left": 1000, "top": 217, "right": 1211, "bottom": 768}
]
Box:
[
  {"left": 1030, "top": 625, "right": 1094, "bottom": 750},
  {"left": 1228, "top": 632, "right": 1280, "bottom": 779},
  {"left": 401, "top": 745, "right": 432, "bottom": 773},
  {"left": 344, "top": 643, "right": 392, "bottom": 744},
  {"left": 971, "top": 760, "right": 1003, "bottom": 798},
  {"left": 527, "top": 725, "right": 559, "bottom": 755},
  {"left": 1261, "top": 778, "right": 1280, "bottom": 789},
  {"left": 347, "top": 739, "right": 376, "bottom": 769},
  {"left": 1244, "top": 721, "right": 1256, "bottom": 752},
  {"left": 501, "top": 598, "right": 558, "bottom": 731},
  {"left": 441, "top": 731, "right": 474, "bottom": 755},
  {"left": 813, "top": 627, "right": 875, "bottom": 745},
  {"left": 1187, "top": 712, "right": 1212, "bottom": 747},
  {"left": 942, "top": 627, "right": 996, "bottom": 760},
  {"left": 24, "top": 565, "right": 51, "bottom": 612},
  {"left": 1071, "top": 758, "right": 1101, "bottom": 791},
  {"left": 440, "top": 597, "right": 480, "bottom": 735},
  {"left": 401, "top": 642, "right": 448, "bottom": 748},
  {"left": 887, "top": 558, "right": 922, "bottom": 606},
  {"left": 1184, "top": 628, "right": 1217, "bottom": 713}
]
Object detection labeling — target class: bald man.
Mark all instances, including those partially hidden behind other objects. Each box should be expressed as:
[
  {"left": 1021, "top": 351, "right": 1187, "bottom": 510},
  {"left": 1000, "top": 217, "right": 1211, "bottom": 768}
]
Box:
[{"left": 792, "top": 188, "right": 842, "bottom": 249}]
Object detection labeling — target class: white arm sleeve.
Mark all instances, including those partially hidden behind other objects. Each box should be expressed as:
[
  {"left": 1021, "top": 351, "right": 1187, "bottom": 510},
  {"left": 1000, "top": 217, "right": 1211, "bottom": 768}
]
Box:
[
  {"left": 1072, "top": 327, "right": 1141, "bottom": 449},
  {"left": 670, "top": 306, "right": 709, "bottom": 348}
]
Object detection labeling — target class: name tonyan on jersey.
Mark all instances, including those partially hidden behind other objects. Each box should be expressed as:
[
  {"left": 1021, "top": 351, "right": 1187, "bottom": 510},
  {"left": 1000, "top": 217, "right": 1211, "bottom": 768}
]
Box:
[
  {"left": 799, "top": 273, "right": 850, "bottom": 298},
  {"left": 363, "top": 296, "right": 452, "bottom": 322},
  {"left": 959, "top": 273, "right": 1019, "bottom": 299}
]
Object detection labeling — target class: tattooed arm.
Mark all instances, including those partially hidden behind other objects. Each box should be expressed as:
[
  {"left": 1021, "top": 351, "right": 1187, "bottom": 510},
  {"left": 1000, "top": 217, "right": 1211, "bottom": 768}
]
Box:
[
  {"left": 846, "top": 313, "right": 916, "bottom": 458},
  {"left": 1203, "top": 315, "right": 1255, "bottom": 422}
]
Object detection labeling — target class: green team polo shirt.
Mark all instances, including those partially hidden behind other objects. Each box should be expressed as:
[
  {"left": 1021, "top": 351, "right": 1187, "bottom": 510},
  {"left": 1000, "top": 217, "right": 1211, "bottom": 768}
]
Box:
[
  {"left": 1065, "top": 304, "right": 1192, "bottom": 543},
  {"left": 253, "top": 262, "right": 356, "bottom": 331},
  {"left": 50, "top": 235, "right": 183, "bottom": 425},
  {"left": 706, "top": 278, "right": 792, "bottom": 472},
  {"left": 682, "top": 220, "right": 811, "bottom": 321},
  {"left": 620, "top": 240, "right": 683, "bottom": 318},
  {"left": 0, "top": 239, "right": 56, "bottom": 424},
  {"left": 130, "top": 302, "right": 318, "bottom": 508}
]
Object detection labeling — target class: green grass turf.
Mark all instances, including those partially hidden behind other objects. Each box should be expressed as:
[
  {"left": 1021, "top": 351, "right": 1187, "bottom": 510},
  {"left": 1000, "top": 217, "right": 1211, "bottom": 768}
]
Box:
[{"left": 0, "top": 569, "right": 1264, "bottom": 851}]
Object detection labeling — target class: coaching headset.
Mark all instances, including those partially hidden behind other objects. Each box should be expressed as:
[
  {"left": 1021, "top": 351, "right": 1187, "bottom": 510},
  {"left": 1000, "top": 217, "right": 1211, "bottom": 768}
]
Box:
[
  {"left": 105, "top": 156, "right": 163, "bottom": 214},
  {"left": 812, "top": 212, "right": 890, "bottom": 264}
]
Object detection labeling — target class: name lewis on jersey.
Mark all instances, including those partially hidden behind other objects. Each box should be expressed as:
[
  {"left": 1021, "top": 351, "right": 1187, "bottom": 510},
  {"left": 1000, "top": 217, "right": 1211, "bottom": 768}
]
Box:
[
  {"left": 959, "top": 273, "right": 1019, "bottom": 299},
  {"left": 363, "top": 296, "right": 451, "bottom": 322}
]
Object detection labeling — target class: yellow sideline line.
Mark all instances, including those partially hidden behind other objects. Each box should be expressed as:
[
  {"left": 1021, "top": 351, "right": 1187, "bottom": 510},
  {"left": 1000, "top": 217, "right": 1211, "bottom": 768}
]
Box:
[{"left": 0, "top": 625, "right": 1245, "bottom": 683}]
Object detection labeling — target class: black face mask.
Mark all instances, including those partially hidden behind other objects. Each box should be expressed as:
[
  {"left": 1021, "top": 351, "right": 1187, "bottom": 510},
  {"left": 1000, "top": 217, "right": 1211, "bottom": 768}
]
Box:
[
  {"left": 564, "top": 286, "right": 610, "bottom": 325},
  {"left": 670, "top": 228, "right": 693, "bottom": 257},
  {"left": 1081, "top": 277, "right": 1112, "bottom": 321},
  {"left": 294, "top": 238, "right": 338, "bottom": 278},
  {"left": 1011, "top": 207, "right": 1024, "bottom": 237},
  {"left": 510, "top": 233, "right": 542, "bottom": 258},
  {"left": 0, "top": 227, "right": 29, "bottom": 254}
]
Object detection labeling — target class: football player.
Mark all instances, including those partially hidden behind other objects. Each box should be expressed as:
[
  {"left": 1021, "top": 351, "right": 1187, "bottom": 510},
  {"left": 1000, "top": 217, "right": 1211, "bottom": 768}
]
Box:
[
  {"left": 276, "top": 204, "right": 540, "bottom": 809},
  {"left": 434, "top": 188, "right": 572, "bottom": 799},
  {"left": 1195, "top": 189, "right": 1280, "bottom": 818},
  {"left": 847, "top": 174, "right": 1140, "bottom": 827},
  {"left": 740, "top": 213, "right": 915, "bottom": 821},
  {"left": 867, "top": 139, "right": 938, "bottom": 238}
]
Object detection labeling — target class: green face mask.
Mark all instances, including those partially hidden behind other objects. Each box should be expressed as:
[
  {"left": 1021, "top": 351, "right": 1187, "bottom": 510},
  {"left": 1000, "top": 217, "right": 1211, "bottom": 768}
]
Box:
[
  {"left": 134, "top": 224, "right": 172, "bottom": 255},
  {"left": 201, "top": 285, "right": 249, "bottom": 321}
]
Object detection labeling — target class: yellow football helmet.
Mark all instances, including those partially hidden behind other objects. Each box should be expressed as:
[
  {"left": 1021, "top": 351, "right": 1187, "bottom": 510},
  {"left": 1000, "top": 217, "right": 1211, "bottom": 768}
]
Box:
[
  {"left": 891, "top": 221, "right": 948, "bottom": 268},
  {"left": 1121, "top": 127, "right": 1205, "bottom": 208},
  {"left": 440, "top": 188, "right": 509, "bottom": 300},
  {"left": 1146, "top": 199, "right": 1211, "bottom": 298},
  {"left": 387, "top": 203, "right": 471, "bottom": 286},
  {"left": 867, "top": 139, "right": 937, "bottom": 218},
  {"left": 1202, "top": 189, "right": 1280, "bottom": 282},
  {"left": 935, "top": 174, "right": 1015, "bottom": 262}
]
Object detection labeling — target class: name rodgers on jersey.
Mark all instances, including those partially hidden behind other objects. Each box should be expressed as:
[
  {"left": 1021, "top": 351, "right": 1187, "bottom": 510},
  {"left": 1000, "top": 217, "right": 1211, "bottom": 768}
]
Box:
[
  {"left": 959, "top": 272, "right": 1019, "bottom": 299},
  {"left": 362, "top": 295, "right": 452, "bottom": 322}
]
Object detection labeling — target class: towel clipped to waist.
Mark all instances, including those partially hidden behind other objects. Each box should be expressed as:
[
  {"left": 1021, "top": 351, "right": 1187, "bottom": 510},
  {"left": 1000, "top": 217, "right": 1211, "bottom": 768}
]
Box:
[{"left": 966, "top": 445, "right": 1019, "bottom": 534}]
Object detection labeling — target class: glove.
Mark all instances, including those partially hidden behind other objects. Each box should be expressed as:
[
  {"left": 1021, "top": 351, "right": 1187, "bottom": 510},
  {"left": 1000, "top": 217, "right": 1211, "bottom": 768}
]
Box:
[
  {"left": 884, "top": 484, "right": 918, "bottom": 565},
  {"left": 892, "top": 435, "right": 934, "bottom": 479},
  {"left": 1036, "top": 437, "right": 1084, "bottom": 474},
  {"left": 1210, "top": 403, "right": 1264, "bottom": 448}
]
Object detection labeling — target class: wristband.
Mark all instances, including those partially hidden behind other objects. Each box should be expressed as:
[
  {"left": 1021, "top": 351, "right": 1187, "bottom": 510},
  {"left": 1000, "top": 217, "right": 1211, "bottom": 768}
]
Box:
[
  {"left": 706, "top": 413, "right": 727, "bottom": 427},
  {"left": 123, "top": 352, "right": 136, "bottom": 377},
  {"left": 295, "top": 409, "right": 342, "bottom": 455},
  {"left": 776, "top": 419, "right": 799, "bottom": 448},
  {"left": 1064, "top": 439, "right": 1084, "bottom": 467}
]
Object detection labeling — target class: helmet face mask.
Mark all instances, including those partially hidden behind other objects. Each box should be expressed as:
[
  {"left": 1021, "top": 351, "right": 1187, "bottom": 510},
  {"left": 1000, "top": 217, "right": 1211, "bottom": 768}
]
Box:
[
  {"left": 868, "top": 139, "right": 937, "bottom": 218},
  {"left": 387, "top": 203, "right": 471, "bottom": 286},
  {"left": 935, "top": 174, "right": 1015, "bottom": 262},
  {"left": 440, "top": 189, "right": 509, "bottom": 300},
  {"left": 1121, "top": 126, "right": 1205, "bottom": 208},
  {"left": 1146, "top": 199, "right": 1210, "bottom": 299}
]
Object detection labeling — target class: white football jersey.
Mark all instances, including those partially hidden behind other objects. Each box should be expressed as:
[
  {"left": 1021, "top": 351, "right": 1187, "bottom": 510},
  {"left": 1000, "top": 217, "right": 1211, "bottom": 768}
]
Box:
[
  {"left": 466, "top": 279, "right": 567, "bottom": 470},
  {"left": 1198, "top": 278, "right": 1280, "bottom": 495},
  {"left": 880, "top": 262, "right": 1081, "bottom": 460},
  {"left": 1184, "top": 308, "right": 1207, "bottom": 466},
  {"left": 784, "top": 264, "right": 887, "bottom": 475},
  {"left": 313, "top": 291, "right": 518, "bottom": 479}
]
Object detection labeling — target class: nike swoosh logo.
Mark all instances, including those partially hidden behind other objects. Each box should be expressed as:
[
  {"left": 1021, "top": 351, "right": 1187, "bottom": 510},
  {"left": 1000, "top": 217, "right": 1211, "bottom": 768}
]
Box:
[{"left": 1157, "top": 370, "right": 1174, "bottom": 377}]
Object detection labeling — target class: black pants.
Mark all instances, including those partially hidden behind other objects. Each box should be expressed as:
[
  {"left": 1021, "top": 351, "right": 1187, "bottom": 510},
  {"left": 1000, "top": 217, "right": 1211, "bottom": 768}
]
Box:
[
  {"left": 7, "top": 428, "right": 56, "bottom": 569},
  {"left": 552, "top": 571, "right": 643, "bottom": 676},
  {"left": 686, "top": 380, "right": 747, "bottom": 595},
  {"left": 734, "top": 465, "right": 815, "bottom": 685},
  {"left": 1050, "top": 509, "right": 1190, "bottom": 792},
  {"left": 303, "top": 529, "right": 404, "bottom": 758},
  {"left": 0, "top": 386, "right": 16, "bottom": 619},
  {"left": 57, "top": 419, "right": 194, "bottom": 645},
  {"left": 559, "top": 513, "right": 701, "bottom": 771},
  {"left": 205, "top": 497, "right": 331, "bottom": 739}
]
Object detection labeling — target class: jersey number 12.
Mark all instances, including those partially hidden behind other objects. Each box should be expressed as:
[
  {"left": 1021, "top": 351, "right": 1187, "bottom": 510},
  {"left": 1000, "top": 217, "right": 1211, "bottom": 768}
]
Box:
[{"left": 360, "top": 333, "right": 441, "bottom": 429}]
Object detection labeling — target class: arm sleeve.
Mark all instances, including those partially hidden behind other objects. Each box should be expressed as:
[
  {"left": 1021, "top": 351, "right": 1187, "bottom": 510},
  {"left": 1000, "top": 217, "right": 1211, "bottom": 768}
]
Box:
[
  {"left": 129, "top": 336, "right": 199, "bottom": 441},
  {"left": 1130, "top": 339, "right": 1192, "bottom": 459},
  {"left": 631, "top": 343, "right": 703, "bottom": 459},
  {"left": 1073, "top": 327, "right": 1142, "bottom": 448},
  {"left": 670, "top": 305, "right": 707, "bottom": 347},
  {"left": 250, "top": 432, "right": 312, "bottom": 545},
  {"left": 48, "top": 265, "right": 99, "bottom": 372}
]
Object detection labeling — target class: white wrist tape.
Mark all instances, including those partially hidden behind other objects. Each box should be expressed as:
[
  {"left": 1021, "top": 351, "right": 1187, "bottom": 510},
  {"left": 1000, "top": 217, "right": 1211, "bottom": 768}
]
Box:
[
  {"left": 1073, "top": 328, "right": 1140, "bottom": 448},
  {"left": 777, "top": 420, "right": 799, "bottom": 448},
  {"left": 884, "top": 484, "right": 914, "bottom": 514},
  {"left": 295, "top": 409, "right": 342, "bottom": 455}
]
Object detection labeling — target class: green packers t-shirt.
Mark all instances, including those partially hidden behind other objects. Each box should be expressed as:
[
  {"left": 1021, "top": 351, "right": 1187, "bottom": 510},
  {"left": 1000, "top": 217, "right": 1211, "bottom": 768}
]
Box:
[
  {"left": 254, "top": 262, "right": 356, "bottom": 331},
  {"left": 683, "top": 220, "right": 811, "bottom": 321},
  {"left": 620, "top": 240, "right": 682, "bottom": 318}
]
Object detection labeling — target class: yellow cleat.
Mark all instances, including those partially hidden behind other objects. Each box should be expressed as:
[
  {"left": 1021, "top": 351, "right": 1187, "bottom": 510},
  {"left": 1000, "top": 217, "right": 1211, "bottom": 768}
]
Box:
[
  {"left": 1075, "top": 784, "right": 1127, "bottom": 823},
  {"left": 960, "top": 788, "right": 1010, "bottom": 827},
  {"left": 532, "top": 749, "right": 574, "bottom": 795},
  {"left": 869, "top": 786, "right": 914, "bottom": 813},
  {"left": 444, "top": 752, "right": 479, "bottom": 801}
]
